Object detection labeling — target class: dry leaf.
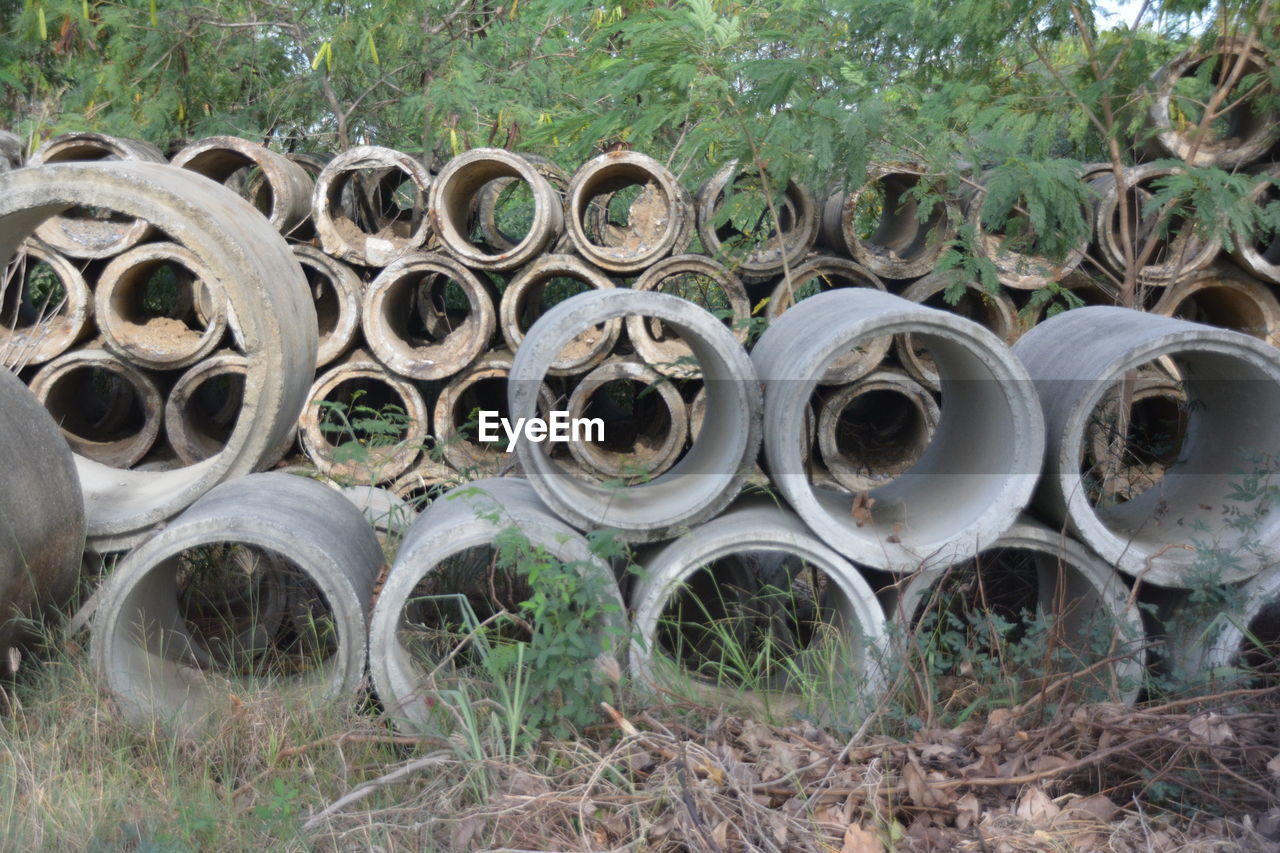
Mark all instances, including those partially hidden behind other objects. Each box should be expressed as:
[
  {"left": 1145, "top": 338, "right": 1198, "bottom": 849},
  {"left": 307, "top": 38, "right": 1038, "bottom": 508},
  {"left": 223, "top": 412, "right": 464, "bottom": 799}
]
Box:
[
  {"left": 955, "top": 792, "right": 981, "bottom": 830},
  {"left": 841, "top": 823, "right": 883, "bottom": 853},
  {"left": 1067, "top": 793, "right": 1118, "bottom": 825},
  {"left": 1188, "top": 712, "right": 1234, "bottom": 746},
  {"left": 1267, "top": 753, "right": 1280, "bottom": 780},
  {"left": 1015, "top": 786, "right": 1060, "bottom": 826}
]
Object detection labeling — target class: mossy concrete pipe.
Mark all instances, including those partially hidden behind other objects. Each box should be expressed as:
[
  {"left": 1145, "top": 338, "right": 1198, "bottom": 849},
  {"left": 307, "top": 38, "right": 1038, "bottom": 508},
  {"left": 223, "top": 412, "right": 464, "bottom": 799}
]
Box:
[
  {"left": 90, "top": 472, "right": 382, "bottom": 728},
  {"left": 752, "top": 287, "right": 1043, "bottom": 573},
  {"left": 0, "top": 162, "right": 317, "bottom": 551}
]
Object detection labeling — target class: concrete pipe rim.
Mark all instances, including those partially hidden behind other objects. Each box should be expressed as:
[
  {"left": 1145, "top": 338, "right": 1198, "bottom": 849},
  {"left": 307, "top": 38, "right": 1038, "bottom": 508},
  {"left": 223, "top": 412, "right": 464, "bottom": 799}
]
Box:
[
  {"left": 292, "top": 244, "right": 363, "bottom": 368},
  {"left": 0, "top": 237, "right": 93, "bottom": 365},
  {"left": 695, "top": 159, "right": 819, "bottom": 280},
  {"left": 1230, "top": 164, "right": 1280, "bottom": 284},
  {"left": 840, "top": 165, "right": 957, "bottom": 280},
  {"left": 313, "top": 146, "right": 433, "bottom": 266},
  {"left": 1179, "top": 564, "right": 1280, "bottom": 676},
  {"left": 1150, "top": 265, "right": 1280, "bottom": 347},
  {"left": 171, "top": 135, "right": 314, "bottom": 236}
]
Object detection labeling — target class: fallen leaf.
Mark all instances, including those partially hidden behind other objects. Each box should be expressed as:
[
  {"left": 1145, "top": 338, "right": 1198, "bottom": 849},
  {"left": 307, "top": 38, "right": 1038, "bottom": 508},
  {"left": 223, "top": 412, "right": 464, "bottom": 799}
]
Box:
[
  {"left": 954, "top": 792, "right": 981, "bottom": 830},
  {"left": 1067, "top": 793, "right": 1118, "bottom": 825},
  {"left": 1188, "top": 712, "right": 1234, "bottom": 745},
  {"left": 1015, "top": 786, "right": 1060, "bottom": 826},
  {"left": 841, "top": 823, "right": 883, "bottom": 853}
]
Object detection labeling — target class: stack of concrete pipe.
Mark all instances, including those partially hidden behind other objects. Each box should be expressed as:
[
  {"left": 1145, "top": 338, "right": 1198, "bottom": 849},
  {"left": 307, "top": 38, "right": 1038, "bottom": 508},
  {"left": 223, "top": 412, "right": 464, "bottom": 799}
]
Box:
[{"left": 2, "top": 36, "right": 1279, "bottom": 724}]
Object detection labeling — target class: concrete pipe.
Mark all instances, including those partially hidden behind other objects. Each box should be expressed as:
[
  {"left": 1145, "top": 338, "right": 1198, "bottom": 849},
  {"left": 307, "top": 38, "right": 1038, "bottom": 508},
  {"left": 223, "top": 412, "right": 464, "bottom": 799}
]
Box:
[
  {"left": 695, "top": 160, "right": 818, "bottom": 282},
  {"left": 368, "top": 478, "right": 626, "bottom": 732},
  {"left": 564, "top": 356, "right": 689, "bottom": 481},
  {"left": 625, "top": 254, "right": 750, "bottom": 379},
  {"left": 885, "top": 517, "right": 1145, "bottom": 705},
  {"left": 1169, "top": 563, "right": 1280, "bottom": 682},
  {"left": 1151, "top": 263, "right": 1280, "bottom": 346},
  {"left": 313, "top": 146, "right": 433, "bottom": 267},
  {"left": 967, "top": 180, "right": 1088, "bottom": 290},
  {"left": 821, "top": 165, "right": 957, "bottom": 280},
  {"left": 0, "top": 130, "right": 21, "bottom": 170},
  {"left": 498, "top": 253, "right": 621, "bottom": 375},
  {"left": 566, "top": 151, "right": 694, "bottom": 274},
  {"left": 171, "top": 136, "right": 313, "bottom": 237},
  {"left": 894, "top": 269, "right": 1019, "bottom": 392},
  {"left": 510, "top": 289, "right": 762, "bottom": 542},
  {"left": 1082, "top": 366, "right": 1186, "bottom": 506},
  {"left": 1014, "top": 306, "right": 1280, "bottom": 586},
  {"left": 292, "top": 245, "right": 363, "bottom": 368},
  {"left": 363, "top": 253, "right": 497, "bottom": 381},
  {"left": 0, "top": 367, "right": 84, "bottom": 653},
  {"left": 764, "top": 256, "right": 889, "bottom": 384},
  {"left": 1230, "top": 164, "right": 1280, "bottom": 285},
  {"left": 816, "top": 368, "right": 939, "bottom": 494},
  {"left": 338, "top": 484, "right": 417, "bottom": 547},
  {"left": 429, "top": 148, "right": 564, "bottom": 271},
  {"left": 628, "top": 499, "right": 887, "bottom": 714},
  {"left": 1090, "top": 164, "right": 1221, "bottom": 287},
  {"left": 0, "top": 162, "right": 316, "bottom": 551},
  {"left": 0, "top": 238, "right": 92, "bottom": 366},
  {"left": 94, "top": 241, "right": 228, "bottom": 370},
  {"left": 297, "top": 349, "right": 429, "bottom": 485},
  {"left": 29, "top": 347, "right": 163, "bottom": 469},
  {"left": 474, "top": 152, "right": 572, "bottom": 254},
  {"left": 1147, "top": 38, "right": 1278, "bottom": 168},
  {"left": 689, "top": 384, "right": 818, "bottom": 479},
  {"left": 390, "top": 460, "right": 462, "bottom": 511},
  {"left": 753, "top": 287, "right": 1043, "bottom": 573},
  {"left": 90, "top": 472, "right": 382, "bottom": 727},
  {"left": 27, "top": 132, "right": 166, "bottom": 259},
  {"left": 432, "top": 348, "right": 556, "bottom": 474}
]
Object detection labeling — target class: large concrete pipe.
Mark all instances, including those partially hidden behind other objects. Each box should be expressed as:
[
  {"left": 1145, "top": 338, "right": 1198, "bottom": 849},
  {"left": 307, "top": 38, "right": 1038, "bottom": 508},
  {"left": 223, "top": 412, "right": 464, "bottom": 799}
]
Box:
[
  {"left": 171, "top": 136, "right": 313, "bottom": 237},
  {"left": 313, "top": 146, "right": 433, "bottom": 266},
  {"left": 565, "top": 151, "right": 694, "bottom": 274},
  {"left": 764, "top": 256, "right": 889, "bottom": 384},
  {"left": 695, "top": 160, "right": 818, "bottom": 281},
  {"left": 821, "top": 164, "right": 957, "bottom": 281},
  {"left": 564, "top": 356, "right": 689, "bottom": 481},
  {"left": 753, "top": 287, "right": 1043, "bottom": 573},
  {"left": 894, "top": 269, "right": 1019, "bottom": 391},
  {"left": 26, "top": 132, "right": 165, "bottom": 258},
  {"left": 625, "top": 254, "right": 750, "bottom": 379},
  {"left": 29, "top": 346, "right": 163, "bottom": 469},
  {"left": 815, "top": 368, "right": 940, "bottom": 494},
  {"left": 94, "top": 241, "right": 229, "bottom": 370},
  {"left": 1150, "top": 263, "right": 1280, "bottom": 346},
  {"left": 1013, "top": 306, "right": 1280, "bottom": 586},
  {"left": 628, "top": 499, "right": 887, "bottom": 715},
  {"left": 474, "top": 152, "right": 572, "bottom": 254},
  {"left": 498, "top": 253, "right": 621, "bottom": 375},
  {"left": 1147, "top": 38, "right": 1277, "bottom": 168},
  {"left": 967, "top": 177, "right": 1088, "bottom": 289},
  {"left": 429, "top": 148, "right": 564, "bottom": 271},
  {"left": 293, "top": 245, "right": 362, "bottom": 367},
  {"left": 368, "top": 478, "right": 626, "bottom": 732},
  {"left": 363, "top": 252, "right": 497, "bottom": 381},
  {"left": 1231, "top": 164, "right": 1280, "bottom": 285},
  {"left": 510, "top": 289, "right": 761, "bottom": 541},
  {"left": 884, "top": 517, "right": 1145, "bottom": 704},
  {"left": 0, "top": 367, "right": 84, "bottom": 654},
  {"left": 0, "top": 238, "right": 92, "bottom": 366},
  {"left": 297, "top": 349, "right": 429, "bottom": 484},
  {"left": 0, "top": 162, "right": 316, "bottom": 551},
  {"left": 1090, "top": 164, "right": 1221, "bottom": 287},
  {"left": 90, "top": 472, "right": 381, "bottom": 727}
]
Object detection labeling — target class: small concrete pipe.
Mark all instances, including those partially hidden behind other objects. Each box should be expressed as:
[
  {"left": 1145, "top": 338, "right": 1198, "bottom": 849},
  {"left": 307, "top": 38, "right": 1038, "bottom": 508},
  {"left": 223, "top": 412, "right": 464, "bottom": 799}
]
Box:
[
  {"left": 293, "top": 245, "right": 363, "bottom": 367},
  {"left": 474, "top": 152, "right": 572, "bottom": 253},
  {"left": 1013, "top": 305, "right": 1280, "bottom": 586},
  {"left": 752, "top": 287, "right": 1044, "bottom": 573},
  {"left": 695, "top": 160, "right": 819, "bottom": 281},
  {"left": 363, "top": 252, "right": 497, "bottom": 381},
  {"left": 0, "top": 238, "right": 93, "bottom": 366},
  {"left": 625, "top": 254, "right": 750, "bottom": 379},
  {"left": 0, "top": 162, "right": 317, "bottom": 551},
  {"left": 26, "top": 132, "right": 165, "bottom": 258},
  {"left": 1082, "top": 367, "right": 1186, "bottom": 505},
  {"left": 90, "top": 472, "right": 382, "bottom": 728},
  {"left": 967, "top": 178, "right": 1088, "bottom": 289},
  {"left": 816, "top": 368, "right": 940, "bottom": 494},
  {"left": 297, "top": 349, "right": 430, "bottom": 485},
  {"left": 510, "top": 289, "right": 762, "bottom": 542},
  {"left": 429, "top": 148, "right": 564, "bottom": 271},
  {"left": 764, "top": 256, "right": 889, "bottom": 384},
  {"left": 894, "top": 269, "right": 1020, "bottom": 391},
  {"left": 884, "top": 517, "right": 1145, "bottom": 705},
  {"left": 29, "top": 346, "right": 164, "bottom": 469},
  {"left": 368, "top": 478, "right": 626, "bottom": 732},
  {"left": 498, "top": 253, "right": 621, "bottom": 375},
  {"left": 565, "top": 355, "right": 690, "bottom": 481},
  {"left": 94, "top": 241, "right": 229, "bottom": 370},
  {"left": 0, "top": 367, "right": 85, "bottom": 653},
  {"left": 566, "top": 151, "right": 694, "bottom": 273},
  {"left": 1168, "top": 563, "right": 1280, "bottom": 681},
  {"left": 628, "top": 499, "right": 888, "bottom": 712},
  {"left": 821, "top": 165, "right": 957, "bottom": 280},
  {"left": 171, "top": 136, "right": 314, "bottom": 237},
  {"left": 1150, "top": 263, "right": 1280, "bottom": 346},
  {"left": 1230, "top": 164, "right": 1280, "bottom": 284},
  {"left": 313, "top": 146, "right": 433, "bottom": 266}
]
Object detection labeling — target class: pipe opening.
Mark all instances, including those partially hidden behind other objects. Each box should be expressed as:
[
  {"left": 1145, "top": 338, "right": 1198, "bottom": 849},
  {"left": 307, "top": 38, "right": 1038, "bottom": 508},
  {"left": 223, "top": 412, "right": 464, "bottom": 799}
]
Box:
[
  {"left": 302, "top": 262, "right": 341, "bottom": 340},
  {"left": 514, "top": 274, "right": 609, "bottom": 362},
  {"left": 327, "top": 166, "right": 423, "bottom": 243},
  {"left": 1167, "top": 286, "right": 1269, "bottom": 340},
  {"left": 710, "top": 178, "right": 798, "bottom": 256},
  {"left": 644, "top": 271, "right": 735, "bottom": 336},
  {"left": 1167, "top": 52, "right": 1269, "bottom": 150},
  {"left": 316, "top": 376, "right": 413, "bottom": 448},
  {"left": 819, "top": 385, "right": 934, "bottom": 491},
  {"left": 1114, "top": 183, "right": 1199, "bottom": 268},
  {"left": 482, "top": 179, "right": 536, "bottom": 246},
  {"left": 1083, "top": 369, "right": 1188, "bottom": 506},
  {"left": 583, "top": 378, "right": 673, "bottom": 455},
  {"left": 43, "top": 364, "right": 148, "bottom": 449},
  {"left": 2, "top": 255, "right": 66, "bottom": 331},
  {"left": 381, "top": 271, "right": 473, "bottom": 346},
  {"left": 182, "top": 371, "right": 245, "bottom": 455},
  {"left": 1239, "top": 598, "right": 1280, "bottom": 685},
  {"left": 854, "top": 174, "right": 944, "bottom": 259},
  {"left": 451, "top": 376, "right": 510, "bottom": 451},
  {"left": 110, "top": 259, "right": 214, "bottom": 345}
]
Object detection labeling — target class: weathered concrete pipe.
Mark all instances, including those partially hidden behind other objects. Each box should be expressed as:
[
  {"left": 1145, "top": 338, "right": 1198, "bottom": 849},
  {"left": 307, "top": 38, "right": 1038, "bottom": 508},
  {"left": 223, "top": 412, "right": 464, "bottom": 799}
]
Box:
[
  {"left": 473, "top": 152, "right": 572, "bottom": 253},
  {"left": 510, "top": 289, "right": 762, "bottom": 541},
  {"left": 90, "top": 472, "right": 381, "bottom": 727},
  {"left": 967, "top": 176, "right": 1088, "bottom": 289},
  {"left": 695, "top": 160, "right": 818, "bottom": 281},
  {"left": 1231, "top": 164, "right": 1280, "bottom": 284},
  {"left": 293, "top": 245, "right": 363, "bottom": 368},
  {"left": 1013, "top": 306, "right": 1280, "bottom": 586},
  {"left": 498, "top": 253, "right": 621, "bottom": 375},
  {"left": 1168, "top": 562, "right": 1280, "bottom": 682},
  {"left": 1150, "top": 263, "right": 1280, "bottom": 346},
  {"left": 368, "top": 478, "right": 626, "bottom": 732},
  {"left": 390, "top": 460, "right": 461, "bottom": 510},
  {"left": 171, "top": 136, "right": 313, "bottom": 237},
  {"left": 0, "top": 238, "right": 93, "bottom": 366},
  {"left": 752, "top": 287, "right": 1044, "bottom": 573},
  {"left": 313, "top": 146, "right": 432, "bottom": 266}
]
